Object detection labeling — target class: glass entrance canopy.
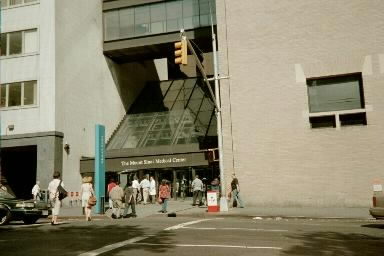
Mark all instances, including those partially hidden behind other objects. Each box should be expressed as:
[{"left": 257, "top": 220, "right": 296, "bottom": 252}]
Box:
[{"left": 107, "top": 78, "right": 217, "bottom": 150}]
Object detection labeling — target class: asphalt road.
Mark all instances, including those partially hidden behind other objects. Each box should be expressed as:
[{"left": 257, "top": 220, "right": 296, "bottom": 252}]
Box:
[{"left": 0, "top": 216, "right": 383, "bottom": 256}]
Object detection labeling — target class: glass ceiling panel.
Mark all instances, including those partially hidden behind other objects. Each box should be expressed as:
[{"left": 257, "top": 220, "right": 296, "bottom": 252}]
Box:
[{"left": 106, "top": 78, "right": 217, "bottom": 150}]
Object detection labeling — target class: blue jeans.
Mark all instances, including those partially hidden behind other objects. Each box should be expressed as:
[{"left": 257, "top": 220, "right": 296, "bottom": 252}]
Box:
[
  {"left": 161, "top": 198, "right": 168, "bottom": 212},
  {"left": 231, "top": 189, "right": 244, "bottom": 208}
]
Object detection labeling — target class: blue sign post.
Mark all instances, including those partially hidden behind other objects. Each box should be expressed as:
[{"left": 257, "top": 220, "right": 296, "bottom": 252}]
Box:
[{"left": 94, "top": 124, "right": 106, "bottom": 214}]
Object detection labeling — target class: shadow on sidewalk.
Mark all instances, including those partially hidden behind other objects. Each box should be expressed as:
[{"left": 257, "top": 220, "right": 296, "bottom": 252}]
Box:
[{"left": 0, "top": 223, "right": 177, "bottom": 256}]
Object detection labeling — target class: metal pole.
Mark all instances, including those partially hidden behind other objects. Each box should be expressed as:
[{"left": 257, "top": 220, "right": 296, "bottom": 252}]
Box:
[{"left": 212, "top": 33, "right": 228, "bottom": 212}]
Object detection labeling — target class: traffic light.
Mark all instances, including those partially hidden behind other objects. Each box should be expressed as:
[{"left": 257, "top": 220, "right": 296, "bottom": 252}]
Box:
[{"left": 174, "top": 37, "right": 187, "bottom": 65}]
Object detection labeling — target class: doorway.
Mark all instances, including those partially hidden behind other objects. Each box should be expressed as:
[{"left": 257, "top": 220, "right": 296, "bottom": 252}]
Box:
[{"left": 0, "top": 146, "right": 37, "bottom": 199}]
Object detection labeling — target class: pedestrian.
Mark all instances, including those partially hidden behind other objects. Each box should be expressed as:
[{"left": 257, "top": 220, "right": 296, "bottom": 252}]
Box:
[
  {"left": 211, "top": 178, "right": 220, "bottom": 191},
  {"left": 107, "top": 178, "right": 117, "bottom": 209},
  {"left": 123, "top": 181, "right": 137, "bottom": 218},
  {"left": 180, "top": 176, "right": 187, "bottom": 200},
  {"left": 132, "top": 176, "right": 140, "bottom": 203},
  {"left": 230, "top": 173, "right": 244, "bottom": 208},
  {"left": 31, "top": 181, "right": 41, "bottom": 201},
  {"left": 139, "top": 175, "right": 150, "bottom": 205},
  {"left": 158, "top": 179, "right": 170, "bottom": 213},
  {"left": 109, "top": 181, "right": 124, "bottom": 219},
  {"left": 80, "top": 176, "right": 95, "bottom": 221},
  {"left": 149, "top": 176, "right": 156, "bottom": 203},
  {"left": 191, "top": 175, "right": 203, "bottom": 206},
  {"left": 48, "top": 171, "right": 64, "bottom": 225}
]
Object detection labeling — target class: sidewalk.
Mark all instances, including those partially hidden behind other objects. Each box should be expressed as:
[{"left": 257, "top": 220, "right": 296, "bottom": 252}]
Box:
[
  {"left": 59, "top": 199, "right": 195, "bottom": 220},
  {"left": 60, "top": 199, "right": 373, "bottom": 220}
]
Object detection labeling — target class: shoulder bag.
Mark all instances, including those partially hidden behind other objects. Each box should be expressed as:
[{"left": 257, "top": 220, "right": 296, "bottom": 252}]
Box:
[
  {"left": 88, "top": 186, "right": 97, "bottom": 207},
  {"left": 57, "top": 180, "right": 68, "bottom": 200}
]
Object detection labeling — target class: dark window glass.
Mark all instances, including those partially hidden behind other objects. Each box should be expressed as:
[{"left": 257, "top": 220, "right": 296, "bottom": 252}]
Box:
[
  {"left": 8, "top": 82, "right": 22, "bottom": 107},
  {"left": 23, "top": 81, "right": 36, "bottom": 105},
  {"left": 9, "top": 0, "right": 22, "bottom": 6},
  {"left": 307, "top": 74, "right": 364, "bottom": 113},
  {"left": 0, "top": 84, "right": 6, "bottom": 107},
  {"left": 104, "top": 11, "right": 119, "bottom": 40},
  {"left": 340, "top": 113, "right": 367, "bottom": 126},
  {"left": 134, "top": 6, "right": 150, "bottom": 36},
  {"left": 166, "top": 1, "right": 183, "bottom": 32},
  {"left": 119, "top": 8, "right": 134, "bottom": 38},
  {"left": 9, "top": 31, "right": 22, "bottom": 55},
  {"left": 0, "top": 33, "right": 7, "bottom": 56},
  {"left": 199, "top": 0, "right": 215, "bottom": 26},
  {"left": 1, "top": 0, "right": 9, "bottom": 8},
  {"left": 183, "top": 0, "right": 200, "bottom": 29},
  {"left": 309, "top": 116, "right": 336, "bottom": 129},
  {"left": 150, "top": 3, "right": 166, "bottom": 34}
]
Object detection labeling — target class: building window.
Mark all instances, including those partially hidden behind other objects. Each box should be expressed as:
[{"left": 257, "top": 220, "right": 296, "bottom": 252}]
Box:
[
  {"left": 0, "top": 29, "right": 38, "bottom": 57},
  {"left": 307, "top": 73, "right": 367, "bottom": 128},
  {"left": 9, "top": 31, "right": 22, "bottom": 55},
  {"left": 103, "top": 0, "right": 216, "bottom": 41},
  {"left": 0, "top": 80, "right": 37, "bottom": 109},
  {"left": 0, "top": 0, "right": 37, "bottom": 7},
  {"left": 0, "top": 34, "right": 7, "bottom": 56}
]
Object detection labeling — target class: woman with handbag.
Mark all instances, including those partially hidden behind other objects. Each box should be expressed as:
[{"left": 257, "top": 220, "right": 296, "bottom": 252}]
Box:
[
  {"left": 158, "top": 179, "right": 171, "bottom": 213},
  {"left": 80, "top": 176, "right": 95, "bottom": 221},
  {"left": 48, "top": 171, "right": 64, "bottom": 225}
]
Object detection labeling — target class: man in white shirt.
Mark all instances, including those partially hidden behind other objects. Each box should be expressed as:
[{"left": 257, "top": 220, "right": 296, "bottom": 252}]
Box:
[
  {"left": 139, "top": 175, "right": 150, "bottom": 205},
  {"left": 132, "top": 176, "right": 140, "bottom": 203},
  {"left": 32, "top": 181, "right": 41, "bottom": 201},
  {"left": 191, "top": 175, "right": 203, "bottom": 206}
]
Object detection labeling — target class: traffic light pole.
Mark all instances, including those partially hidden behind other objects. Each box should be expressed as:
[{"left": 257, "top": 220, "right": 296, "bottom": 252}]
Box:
[
  {"left": 181, "top": 30, "right": 228, "bottom": 212},
  {"left": 212, "top": 33, "right": 228, "bottom": 212},
  {"left": 184, "top": 38, "right": 220, "bottom": 111}
]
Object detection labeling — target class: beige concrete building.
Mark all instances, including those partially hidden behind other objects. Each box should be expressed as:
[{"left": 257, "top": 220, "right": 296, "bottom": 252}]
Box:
[{"left": 216, "top": 0, "right": 384, "bottom": 207}]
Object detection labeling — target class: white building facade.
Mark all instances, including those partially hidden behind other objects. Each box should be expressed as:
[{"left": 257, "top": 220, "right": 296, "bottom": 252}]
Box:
[{"left": 0, "top": 0, "right": 125, "bottom": 199}]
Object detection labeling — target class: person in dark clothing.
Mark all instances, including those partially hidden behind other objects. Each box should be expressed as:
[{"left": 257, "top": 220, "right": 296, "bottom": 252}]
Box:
[
  {"left": 230, "top": 173, "right": 244, "bottom": 208},
  {"left": 123, "top": 181, "right": 137, "bottom": 218}
]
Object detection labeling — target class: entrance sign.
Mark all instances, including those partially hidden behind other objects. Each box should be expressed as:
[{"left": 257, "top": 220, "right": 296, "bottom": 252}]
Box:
[
  {"left": 94, "top": 124, "right": 105, "bottom": 214},
  {"left": 80, "top": 151, "right": 209, "bottom": 173}
]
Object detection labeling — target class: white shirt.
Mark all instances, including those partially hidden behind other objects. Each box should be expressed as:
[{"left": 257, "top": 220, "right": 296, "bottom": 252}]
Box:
[
  {"left": 80, "top": 183, "right": 93, "bottom": 200},
  {"left": 149, "top": 179, "right": 156, "bottom": 195},
  {"left": 140, "top": 178, "right": 150, "bottom": 189},
  {"left": 192, "top": 178, "right": 203, "bottom": 191},
  {"left": 48, "top": 179, "right": 64, "bottom": 200},
  {"left": 132, "top": 180, "right": 140, "bottom": 189},
  {"left": 32, "top": 184, "right": 40, "bottom": 196}
]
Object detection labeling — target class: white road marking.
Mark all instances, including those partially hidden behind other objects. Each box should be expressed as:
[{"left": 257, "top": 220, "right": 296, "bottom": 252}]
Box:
[
  {"left": 181, "top": 227, "right": 289, "bottom": 232},
  {"left": 133, "top": 242, "right": 282, "bottom": 250},
  {"left": 78, "top": 236, "right": 148, "bottom": 256},
  {"left": 79, "top": 218, "right": 277, "bottom": 256},
  {"left": 78, "top": 219, "right": 217, "bottom": 256},
  {"left": 164, "top": 218, "right": 217, "bottom": 230}
]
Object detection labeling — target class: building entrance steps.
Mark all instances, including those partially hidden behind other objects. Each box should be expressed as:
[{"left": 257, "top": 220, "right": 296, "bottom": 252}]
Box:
[{"left": 59, "top": 199, "right": 372, "bottom": 220}]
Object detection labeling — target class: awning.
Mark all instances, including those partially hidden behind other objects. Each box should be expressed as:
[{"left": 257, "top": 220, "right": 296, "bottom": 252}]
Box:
[{"left": 80, "top": 151, "right": 209, "bottom": 173}]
